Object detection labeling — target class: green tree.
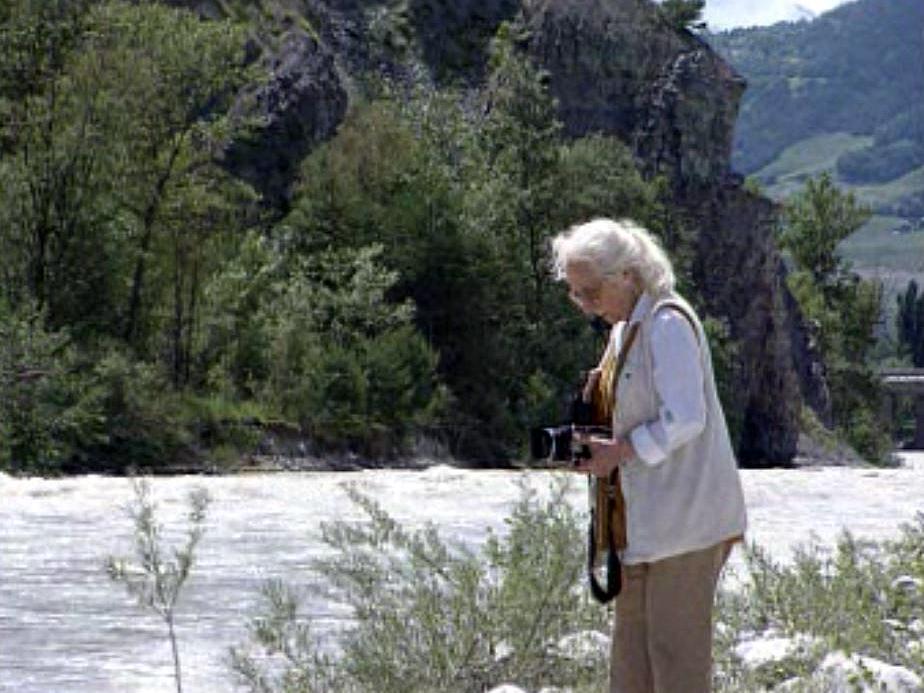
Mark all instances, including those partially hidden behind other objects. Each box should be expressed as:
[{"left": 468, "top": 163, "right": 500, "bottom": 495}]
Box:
[
  {"left": 0, "top": 301, "right": 105, "bottom": 473},
  {"left": 75, "top": 2, "right": 254, "bottom": 354},
  {"left": 0, "top": 0, "right": 113, "bottom": 333},
  {"left": 896, "top": 280, "right": 924, "bottom": 366},
  {"left": 0, "top": 2, "right": 267, "bottom": 472},
  {"left": 0, "top": 1, "right": 255, "bottom": 351},
  {"left": 778, "top": 173, "right": 870, "bottom": 287},
  {"left": 659, "top": 0, "right": 706, "bottom": 31},
  {"left": 226, "top": 242, "right": 446, "bottom": 454},
  {"left": 479, "top": 21, "right": 562, "bottom": 321},
  {"left": 280, "top": 27, "right": 663, "bottom": 459},
  {"left": 779, "top": 174, "right": 888, "bottom": 461},
  {"left": 454, "top": 23, "right": 663, "bottom": 455}
]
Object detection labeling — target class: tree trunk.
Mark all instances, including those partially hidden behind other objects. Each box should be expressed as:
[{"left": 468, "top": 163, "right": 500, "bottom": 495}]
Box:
[
  {"left": 172, "top": 235, "right": 184, "bottom": 390},
  {"left": 124, "top": 135, "right": 186, "bottom": 346}
]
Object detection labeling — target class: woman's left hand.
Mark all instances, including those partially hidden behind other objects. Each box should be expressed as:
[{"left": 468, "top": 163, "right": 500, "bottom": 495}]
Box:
[{"left": 573, "top": 435, "right": 635, "bottom": 478}]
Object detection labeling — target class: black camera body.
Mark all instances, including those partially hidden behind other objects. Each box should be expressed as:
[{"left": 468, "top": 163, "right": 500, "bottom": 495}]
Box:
[{"left": 530, "top": 393, "right": 610, "bottom": 464}]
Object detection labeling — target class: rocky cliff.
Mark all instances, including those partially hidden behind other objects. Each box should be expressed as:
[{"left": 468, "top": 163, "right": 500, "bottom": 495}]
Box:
[
  {"left": 518, "top": 0, "right": 824, "bottom": 463},
  {"left": 179, "top": 0, "right": 828, "bottom": 465}
]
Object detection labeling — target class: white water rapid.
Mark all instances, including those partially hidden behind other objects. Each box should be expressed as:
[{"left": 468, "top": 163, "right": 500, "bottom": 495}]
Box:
[{"left": 1, "top": 454, "right": 922, "bottom": 692}]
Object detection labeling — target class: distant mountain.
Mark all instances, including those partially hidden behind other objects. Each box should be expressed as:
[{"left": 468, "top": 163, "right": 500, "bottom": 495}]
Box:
[
  {"left": 707, "top": 0, "right": 924, "bottom": 215},
  {"left": 792, "top": 5, "right": 818, "bottom": 22}
]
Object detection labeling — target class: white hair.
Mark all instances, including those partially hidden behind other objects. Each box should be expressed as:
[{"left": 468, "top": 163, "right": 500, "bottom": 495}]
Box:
[{"left": 551, "top": 218, "right": 676, "bottom": 296}]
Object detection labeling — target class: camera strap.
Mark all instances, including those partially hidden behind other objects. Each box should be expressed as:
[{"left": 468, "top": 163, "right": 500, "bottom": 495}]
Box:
[
  {"left": 588, "top": 495, "right": 622, "bottom": 603},
  {"left": 586, "top": 321, "right": 639, "bottom": 604}
]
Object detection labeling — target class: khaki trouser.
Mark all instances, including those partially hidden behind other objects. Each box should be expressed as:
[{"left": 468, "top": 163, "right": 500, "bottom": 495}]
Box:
[{"left": 609, "top": 540, "right": 733, "bottom": 693}]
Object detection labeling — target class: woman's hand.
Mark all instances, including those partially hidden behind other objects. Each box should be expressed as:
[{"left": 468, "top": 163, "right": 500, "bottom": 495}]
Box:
[{"left": 573, "top": 435, "right": 635, "bottom": 478}]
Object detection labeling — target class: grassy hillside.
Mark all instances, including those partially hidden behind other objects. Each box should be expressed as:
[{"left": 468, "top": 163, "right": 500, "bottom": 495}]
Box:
[
  {"left": 840, "top": 215, "right": 924, "bottom": 274},
  {"left": 708, "top": 0, "right": 924, "bottom": 176},
  {"left": 710, "top": 0, "right": 924, "bottom": 283},
  {"left": 754, "top": 133, "right": 872, "bottom": 199},
  {"left": 751, "top": 135, "right": 924, "bottom": 279}
]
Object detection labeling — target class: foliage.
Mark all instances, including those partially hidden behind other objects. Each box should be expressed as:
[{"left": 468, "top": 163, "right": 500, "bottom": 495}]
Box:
[
  {"left": 715, "top": 516, "right": 924, "bottom": 690},
  {"left": 0, "top": 3, "right": 722, "bottom": 469},
  {"left": 0, "top": 302, "right": 238, "bottom": 473},
  {"left": 659, "top": 0, "right": 706, "bottom": 31},
  {"left": 703, "top": 316, "right": 744, "bottom": 446},
  {"left": 708, "top": 0, "right": 924, "bottom": 177},
  {"left": 87, "top": 350, "right": 192, "bottom": 468},
  {"left": 281, "top": 31, "right": 662, "bottom": 460},
  {"left": 779, "top": 174, "right": 890, "bottom": 461},
  {"left": 0, "top": 301, "right": 104, "bottom": 473},
  {"left": 778, "top": 174, "right": 869, "bottom": 285},
  {"left": 256, "top": 245, "right": 445, "bottom": 454},
  {"left": 0, "top": 1, "right": 255, "bottom": 347},
  {"left": 231, "top": 477, "right": 608, "bottom": 693},
  {"left": 229, "top": 482, "right": 924, "bottom": 693},
  {"left": 107, "top": 479, "right": 211, "bottom": 693},
  {"left": 896, "top": 280, "right": 924, "bottom": 367},
  {"left": 229, "top": 579, "right": 344, "bottom": 693}
]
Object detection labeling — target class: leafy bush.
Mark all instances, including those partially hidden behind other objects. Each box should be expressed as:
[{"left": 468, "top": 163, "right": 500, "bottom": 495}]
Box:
[
  {"left": 85, "top": 350, "right": 192, "bottom": 470},
  {"left": 257, "top": 245, "right": 445, "bottom": 455},
  {"left": 715, "top": 518, "right": 924, "bottom": 690},
  {"left": 229, "top": 481, "right": 924, "bottom": 693},
  {"left": 107, "top": 479, "right": 211, "bottom": 693},
  {"left": 231, "top": 478, "right": 609, "bottom": 693},
  {"left": 0, "top": 302, "right": 105, "bottom": 473},
  {"left": 176, "top": 394, "right": 266, "bottom": 466},
  {"left": 0, "top": 300, "right": 266, "bottom": 473}
]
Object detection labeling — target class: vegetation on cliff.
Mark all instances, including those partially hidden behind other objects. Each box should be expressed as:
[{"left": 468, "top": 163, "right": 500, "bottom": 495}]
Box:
[
  {"left": 0, "top": 1, "right": 665, "bottom": 472},
  {"left": 0, "top": 0, "right": 895, "bottom": 472}
]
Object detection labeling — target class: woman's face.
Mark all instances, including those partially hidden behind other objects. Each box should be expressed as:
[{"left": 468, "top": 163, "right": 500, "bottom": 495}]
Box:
[{"left": 564, "top": 260, "right": 641, "bottom": 324}]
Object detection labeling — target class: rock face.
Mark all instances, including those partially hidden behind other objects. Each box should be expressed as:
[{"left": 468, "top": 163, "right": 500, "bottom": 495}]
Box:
[
  {"left": 190, "top": 0, "right": 827, "bottom": 464},
  {"left": 224, "top": 30, "right": 348, "bottom": 208},
  {"left": 520, "top": 0, "right": 822, "bottom": 463}
]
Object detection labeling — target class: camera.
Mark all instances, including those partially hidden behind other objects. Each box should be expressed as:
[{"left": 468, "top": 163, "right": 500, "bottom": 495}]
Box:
[
  {"left": 530, "top": 424, "right": 583, "bottom": 462},
  {"left": 530, "top": 392, "right": 610, "bottom": 464}
]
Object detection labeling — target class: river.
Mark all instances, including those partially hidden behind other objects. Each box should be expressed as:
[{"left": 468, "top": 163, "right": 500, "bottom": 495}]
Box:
[{"left": 2, "top": 454, "right": 923, "bottom": 692}]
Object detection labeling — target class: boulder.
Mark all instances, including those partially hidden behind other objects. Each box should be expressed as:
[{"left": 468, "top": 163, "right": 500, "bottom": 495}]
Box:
[{"left": 818, "top": 651, "right": 923, "bottom": 692}]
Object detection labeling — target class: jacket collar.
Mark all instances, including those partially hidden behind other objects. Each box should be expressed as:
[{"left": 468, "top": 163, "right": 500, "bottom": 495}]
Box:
[{"left": 628, "top": 292, "right": 655, "bottom": 326}]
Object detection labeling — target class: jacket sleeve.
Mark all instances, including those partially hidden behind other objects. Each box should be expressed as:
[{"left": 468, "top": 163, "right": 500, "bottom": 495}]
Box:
[{"left": 628, "top": 307, "right": 707, "bottom": 466}]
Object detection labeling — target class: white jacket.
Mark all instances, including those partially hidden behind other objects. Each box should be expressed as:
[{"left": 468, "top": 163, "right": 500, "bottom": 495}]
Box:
[{"left": 611, "top": 292, "right": 747, "bottom": 565}]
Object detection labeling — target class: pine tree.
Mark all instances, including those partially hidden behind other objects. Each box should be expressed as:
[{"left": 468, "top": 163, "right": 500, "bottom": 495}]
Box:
[
  {"left": 896, "top": 280, "right": 924, "bottom": 367},
  {"left": 659, "top": 0, "right": 707, "bottom": 31}
]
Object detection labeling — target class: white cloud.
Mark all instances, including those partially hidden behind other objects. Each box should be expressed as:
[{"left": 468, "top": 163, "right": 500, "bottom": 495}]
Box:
[{"left": 701, "top": 0, "right": 853, "bottom": 30}]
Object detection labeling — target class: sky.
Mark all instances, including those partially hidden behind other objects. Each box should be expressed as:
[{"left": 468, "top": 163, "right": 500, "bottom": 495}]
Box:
[{"left": 701, "top": 0, "right": 854, "bottom": 30}]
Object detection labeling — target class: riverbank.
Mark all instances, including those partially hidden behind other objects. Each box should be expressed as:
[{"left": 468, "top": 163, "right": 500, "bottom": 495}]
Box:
[{"left": 2, "top": 452, "right": 923, "bottom": 691}]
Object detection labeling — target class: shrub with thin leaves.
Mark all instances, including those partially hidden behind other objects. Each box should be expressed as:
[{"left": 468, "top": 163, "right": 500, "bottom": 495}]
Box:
[
  {"left": 230, "top": 580, "right": 344, "bottom": 693},
  {"left": 714, "top": 515, "right": 924, "bottom": 690},
  {"left": 107, "top": 479, "right": 211, "bottom": 693},
  {"left": 232, "top": 477, "right": 609, "bottom": 693}
]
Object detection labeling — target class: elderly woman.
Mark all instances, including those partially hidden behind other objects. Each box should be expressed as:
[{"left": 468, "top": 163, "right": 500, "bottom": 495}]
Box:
[{"left": 551, "top": 218, "right": 747, "bottom": 693}]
